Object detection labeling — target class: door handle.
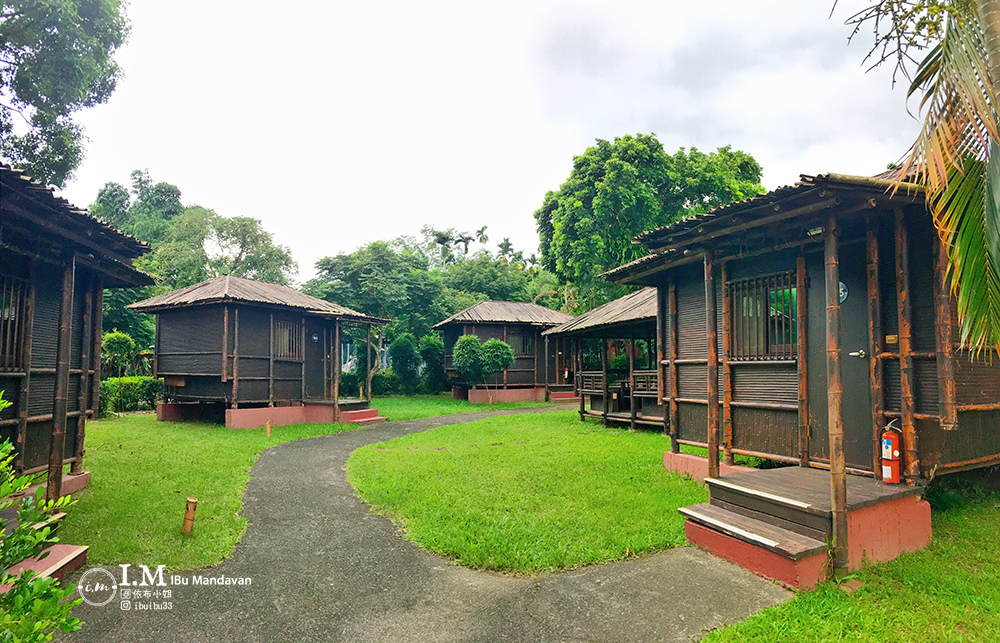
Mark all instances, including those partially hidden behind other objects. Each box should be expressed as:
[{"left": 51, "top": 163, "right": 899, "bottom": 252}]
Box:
[{"left": 848, "top": 349, "right": 867, "bottom": 358}]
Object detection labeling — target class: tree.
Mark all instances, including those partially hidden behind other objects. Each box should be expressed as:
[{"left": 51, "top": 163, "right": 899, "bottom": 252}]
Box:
[
  {"left": 0, "top": 0, "right": 130, "bottom": 187},
  {"left": 496, "top": 238, "right": 514, "bottom": 264},
  {"left": 451, "top": 335, "right": 485, "bottom": 386},
  {"left": 89, "top": 182, "right": 131, "bottom": 229},
  {"left": 481, "top": 338, "right": 515, "bottom": 382},
  {"left": 419, "top": 333, "right": 449, "bottom": 393},
  {"left": 102, "top": 330, "right": 135, "bottom": 378},
  {"left": 388, "top": 333, "right": 420, "bottom": 394},
  {"left": 210, "top": 216, "right": 297, "bottom": 285},
  {"left": 843, "top": 2, "right": 1000, "bottom": 351},
  {"left": 535, "top": 134, "right": 764, "bottom": 307},
  {"left": 440, "top": 251, "right": 532, "bottom": 302}
]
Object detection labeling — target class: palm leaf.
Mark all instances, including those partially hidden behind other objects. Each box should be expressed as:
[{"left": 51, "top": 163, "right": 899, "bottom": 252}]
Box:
[{"left": 898, "top": 12, "right": 1000, "bottom": 353}]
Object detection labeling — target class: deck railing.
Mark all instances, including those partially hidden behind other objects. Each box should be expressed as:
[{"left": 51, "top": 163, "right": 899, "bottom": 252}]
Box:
[{"left": 631, "top": 370, "right": 659, "bottom": 397}]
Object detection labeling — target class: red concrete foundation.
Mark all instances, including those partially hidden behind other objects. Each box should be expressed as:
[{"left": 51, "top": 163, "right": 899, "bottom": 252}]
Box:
[
  {"left": 1, "top": 544, "right": 89, "bottom": 593},
  {"left": 224, "top": 404, "right": 386, "bottom": 429},
  {"left": 663, "top": 451, "right": 756, "bottom": 483},
  {"left": 685, "top": 520, "right": 828, "bottom": 590},
  {"left": 847, "top": 494, "right": 932, "bottom": 569},
  {"left": 549, "top": 391, "right": 580, "bottom": 402},
  {"left": 467, "top": 387, "right": 546, "bottom": 404}
]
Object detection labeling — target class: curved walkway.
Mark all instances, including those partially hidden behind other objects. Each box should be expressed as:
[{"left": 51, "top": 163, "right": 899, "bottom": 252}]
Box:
[{"left": 66, "top": 407, "right": 790, "bottom": 642}]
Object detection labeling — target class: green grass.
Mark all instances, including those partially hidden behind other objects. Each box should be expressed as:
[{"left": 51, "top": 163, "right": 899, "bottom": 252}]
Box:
[
  {"left": 373, "top": 393, "right": 551, "bottom": 422},
  {"left": 347, "top": 409, "right": 708, "bottom": 573},
  {"left": 704, "top": 486, "right": 1000, "bottom": 642},
  {"left": 58, "top": 413, "right": 365, "bottom": 570}
]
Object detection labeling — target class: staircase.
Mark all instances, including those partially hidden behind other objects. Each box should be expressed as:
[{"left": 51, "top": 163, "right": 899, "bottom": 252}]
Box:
[
  {"left": 678, "top": 466, "right": 929, "bottom": 590},
  {"left": 339, "top": 407, "right": 388, "bottom": 426},
  {"left": 548, "top": 384, "right": 579, "bottom": 402}
]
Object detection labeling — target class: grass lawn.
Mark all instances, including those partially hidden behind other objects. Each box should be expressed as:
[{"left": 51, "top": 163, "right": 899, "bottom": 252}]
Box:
[
  {"left": 347, "top": 409, "right": 708, "bottom": 573},
  {"left": 705, "top": 485, "right": 1000, "bottom": 641},
  {"left": 373, "top": 393, "right": 550, "bottom": 422}
]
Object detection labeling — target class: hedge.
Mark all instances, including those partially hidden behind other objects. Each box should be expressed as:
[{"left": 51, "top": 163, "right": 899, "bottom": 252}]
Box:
[{"left": 99, "top": 377, "right": 164, "bottom": 417}]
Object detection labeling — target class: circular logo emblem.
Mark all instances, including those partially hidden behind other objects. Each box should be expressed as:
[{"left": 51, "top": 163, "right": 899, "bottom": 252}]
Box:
[
  {"left": 78, "top": 568, "right": 118, "bottom": 607},
  {"left": 839, "top": 281, "right": 849, "bottom": 304}
]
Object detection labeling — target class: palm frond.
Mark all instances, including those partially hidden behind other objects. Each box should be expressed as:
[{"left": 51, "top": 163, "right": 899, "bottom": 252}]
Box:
[{"left": 898, "top": 12, "right": 1000, "bottom": 354}]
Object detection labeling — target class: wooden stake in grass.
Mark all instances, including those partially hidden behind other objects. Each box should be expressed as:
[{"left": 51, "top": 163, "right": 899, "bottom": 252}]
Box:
[
  {"left": 266, "top": 421, "right": 271, "bottom": 438},
  {"left": 182, "top": 497, "right": 198, "bottom": 536}
]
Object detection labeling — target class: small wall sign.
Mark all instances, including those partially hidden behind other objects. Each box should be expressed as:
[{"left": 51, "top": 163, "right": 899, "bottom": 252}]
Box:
[
  {"left": 312, "top": 334, "right": 319, "bottom": 343},
  {"left": 839, "top": 281, "right": 848, "bottom": 303}
]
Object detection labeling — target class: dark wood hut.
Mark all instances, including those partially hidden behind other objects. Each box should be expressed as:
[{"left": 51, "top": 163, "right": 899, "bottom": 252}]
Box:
[
  {"left": 0, "top": 165, "right": 153, "bottom": 499},
  {"left": 542, "top": 288, "right": 657, "bottom": 426},
  {"left": 597, "top": 173, "right": 980, "bottom": 586},
  {"left": 432, "top": 301, "right": 574, "bottom": 403},
  {"left": 129, "top": 275, "right": 389, "bottom": 428}
]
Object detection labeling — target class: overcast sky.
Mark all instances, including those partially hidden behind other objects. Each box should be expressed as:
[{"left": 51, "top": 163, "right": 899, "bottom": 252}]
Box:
[{"left": 59, "top": 0, "right": 922, "bottom": 283}]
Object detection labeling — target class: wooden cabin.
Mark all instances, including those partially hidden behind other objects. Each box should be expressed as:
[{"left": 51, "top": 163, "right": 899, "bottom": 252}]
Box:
[
  {"left": 129, "top": 275, "right": 389, "bottom": 428},
  {"left": 0, "top": 165, "right": 153, "bottom": 499},
  {"left": 543, "top": 288, "right": 658, "bottom": 422},
  {"left": 433, "top": 301, "right": 574, "bottom": 403},
  {"left": 592, "top": 173, "right": 985, "bottom": 586}
]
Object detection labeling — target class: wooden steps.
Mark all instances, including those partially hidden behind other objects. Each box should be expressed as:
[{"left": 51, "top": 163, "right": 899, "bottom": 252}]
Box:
[
  {"left": 679, "top": 504, "right": 826, "bottom": 560},
  {"left": 339, "top": 408, "right": 387, "bottom": 426},
  {"left": 1, "top": 544, "right": 88, "bottom": 593},
  {"left": 549, "top": 391, "right": 580, "bottom": 402}
]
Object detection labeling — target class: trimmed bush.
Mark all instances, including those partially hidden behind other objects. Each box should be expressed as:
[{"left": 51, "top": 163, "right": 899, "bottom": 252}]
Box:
[
  {"left": 99, "top": 377, "right": 164, "bottom": 416},
  {"left": 388, "top": 333, "right": 420, "bottom": 395}
]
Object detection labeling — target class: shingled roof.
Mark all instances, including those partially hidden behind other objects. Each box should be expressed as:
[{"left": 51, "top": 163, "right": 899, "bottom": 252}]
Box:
[
  {"left": 433, "top": 300, "right": 573, "bottom": 328},
  {"left": 129, "top": 274, "right": 388, "bottom": 323},
  {"left": 543, "top": 288, "right": 656, "bottom": 336}
]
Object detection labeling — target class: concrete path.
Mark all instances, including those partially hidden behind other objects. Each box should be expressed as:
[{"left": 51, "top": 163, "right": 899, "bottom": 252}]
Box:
[{"left": 64, "top": 407, "right": 790, "bottom": 642}]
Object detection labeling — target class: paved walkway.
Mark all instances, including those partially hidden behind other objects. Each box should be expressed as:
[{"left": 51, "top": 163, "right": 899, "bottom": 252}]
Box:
[{"left": 64, "top": 407, "right": 790, "bottom": 642}]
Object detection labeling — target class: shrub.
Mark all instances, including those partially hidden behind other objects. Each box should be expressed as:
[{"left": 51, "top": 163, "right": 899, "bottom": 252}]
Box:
[
  {"left": 452, "top": 335, "right": 485, "bottom": 385},
  {"left": 102, "top": 330, "right": 136, "bottom": 377},
  {"left": 481, "top": 338, "right": 515, "bottom": 378},
  {"left": 99, "top": 377, "right": 164, "bottom": 416},
  {"left": 419, "top": 333, "right": 449, "bottom": 393},
  {"left": 388, "top": 333, "right": 420, "bottom": 395},
  {"left": 371, "top": 368, "right": 400, "bottom": 396}
]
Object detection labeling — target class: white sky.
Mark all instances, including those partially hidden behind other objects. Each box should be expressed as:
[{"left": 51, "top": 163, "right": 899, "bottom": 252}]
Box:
[{"left": 59, "top": 0, "right": 922, "bottom": 283}]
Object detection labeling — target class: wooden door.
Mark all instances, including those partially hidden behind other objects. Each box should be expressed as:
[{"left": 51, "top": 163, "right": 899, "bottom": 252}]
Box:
[{"left": 839, "top": 242, "right": 874, "bottom": 470}]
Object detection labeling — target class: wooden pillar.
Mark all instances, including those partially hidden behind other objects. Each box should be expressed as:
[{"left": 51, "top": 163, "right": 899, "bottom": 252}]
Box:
[
  {"left": 72, "top": 275, "right": 94, "bottom": 474},
  {"left": 721, "top": 261, "right": 733, "bottom": 465},
  {"left": 797, "top": 254, "right": 810, "bottom": 466},
  {"left": 502, "top": 325, "right": 508, "bottom": 389},
  {"left": 544, "top": 334, "right": 550, "bottom": 397},
  {"left": 867, "top": 218, "right": 886, "bottom": 473},
  {"left": 222, "top": 306, "right": 229, "bottom": 382},
  {"left": 554, "top": 336, "right": 561, "bottom": 384},
  {"left": 824, "top": 214, "right": 849, "bottom": 577},
  {"left": 153, "top": 314, "right": 160, "bottom": 379},
  {"left": 934, "top": 238, "right": 958, "bottom": 432},
  {"left": 322, "top": 323, "right": 329, "bottom": 398},
  {"left": 601, "top": 338, "right": 610, "bottom": 426},
  {"left": 47, "top": 256, "right": 75, "bottom": 501},
  {"left": 668, "top": 280, "right": 680, "bottom": 453},
  {"left": 578, "top": 338, "right": 585, "bottom": 422},
  {"left": 656, "top": 283, "right": 668, "bottom": 437},
  {"left": 705, "top": 251, "right": 720, "bottom": 479},
  {"left": 90, "top": 278, "right": 103, "bottom": 413},
  {"left": 232, "top": 308, "right": 241, "bottom": 408},
  {"left": 895, "top": 208, "right": 919, "bottom": 483},
  {"left": 300, "top": 316, "right": 307, "bottom": 402},
  {"left": 15, "top": 259, "right": 36, "bottom": 473},
  {"left": 268, "top": 313, "right": 275, "bottom": 406},
  {"left": 366, "top": 324, "right": 373, "bottom": 403},
  {"left": 333, "top": 321, "right": 341, "bottom": 421},
  {"left": 629, "top": 327, "right": 637, "bottom": 430}
]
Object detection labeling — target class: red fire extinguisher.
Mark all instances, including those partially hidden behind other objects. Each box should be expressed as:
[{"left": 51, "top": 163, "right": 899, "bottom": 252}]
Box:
[{"left": 881, "top": 421, "right": 902, "bottom": 484}]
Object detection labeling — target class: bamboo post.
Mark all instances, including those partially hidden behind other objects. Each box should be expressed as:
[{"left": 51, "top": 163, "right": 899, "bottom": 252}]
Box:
[
  {"left": 268, "top": 313, "right": 275, "bottom": 406},
  {"left": 72, "top": 276, "right": 94, "bottom": 474},
  {"left": 824, "top": 214, "right": 849, "bottom": 578},
  {"left": 182, "top": 497, "right": 198, "bottom": 536},
  {"left": 722, "top": 261, "right": 733, "bottom": 465},
  {"left": 300, "top": 316, "right": 307, "bottom": 402},
  {"left": 222, "top": 306, "right": 229, "bottom": 382},
  {"left": 15, "top": 259, "right": 36, "bottom": 473},
  {"left": 333, "top": 321, "right": 341, "bottom": 421},
  {"left": 656, "top": 283, "right": 668, "bottom": 436},
  {"left": 544, "top": 334, "right": 550, "bottom": 400},
  {"left": 232, "top": 308, "right": 240, "bottom": 409},
  {"left": 705, "top": 251, "right": 720, "bottom": 479},
  {"left": 90, "top": 279, "right": 103, "bottom": 414},
  {"left": 797, "top": 254, "right": 810, "bottom": 466},
  {"left": 629, "top": 327, "right": 637, "bottom": 430},
  {"left": 47, "top": 256, "right": 75, "bottom": 501},
  {"left": 934, "top": 238, "right": 958, "bottom": 431},
  {"left": 669, "top": 280, "right": 680, "bottom": 453},
  {"left": 366, "top": 324, "right": 372, "bottom": 403},
  {"left": 895, "top": 208, "right": 918, "bottom": 483},
  {"left": 867, "top": 218, "right": 886, "bottom": 473},
  {"left": 601, "top": 338, "right": 610, "bottom": 426},
  {"left": 153, "top": 313, "right": 160, "bottom": 379},
  {"left": 578, "top": 339, "right": 585, "bottom": 422}
]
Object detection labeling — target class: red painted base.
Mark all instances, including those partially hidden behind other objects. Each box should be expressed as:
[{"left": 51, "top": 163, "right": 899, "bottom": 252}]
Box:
[
  {"left": 220, "top": 405, "right": 385, "bottom": 429},
  {"left": 549, "top": 391, "right": 581, "bottom": 402},
  {"left": 663, "top": 451, "right": 756, "bottom": 483},
  {"left": 685, "top": 520, "right": 828, "bottom": 590},
  {"left": 847, "top": 494, "right": 932, "bottom": 569},
  {"left": 1, "top": 544, "right": 89, "bottom": 593},
  {"left": 466, "top": 387, "right": 547, "bottom": 404}
]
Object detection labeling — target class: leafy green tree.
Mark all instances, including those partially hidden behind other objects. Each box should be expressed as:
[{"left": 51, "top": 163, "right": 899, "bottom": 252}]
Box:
[
  {"left": 451, "top": 335, "right": 485, "bottom": 386},
  {"left": 210, "top": 216, "right": 296, "bottom": 285},
  {"left": 102, "top": 331, "right": 136, "bottom": 378},
  {"left": 419, "top": 333, "right": 449, "bottom": 393},
  {"left": 440, "top": 251, "right": 532, "bottom": 302},
  {"left": 0, "top": 0, "right": 130, "bottom": 187},
  {"left": 89, "top": 181, "right": 131, "bottom": 229},
  {"left": 388, "top": 333, "right": 420, "bottom": 395},
  {"left": 102, "top": 289, "right": 154, "bottom": 350},
  {"left": 481, "top": 338, "right": 515, "bottom": 381},
  {"left": 535, "top": 134, "right": 764, "bottom": 307}
]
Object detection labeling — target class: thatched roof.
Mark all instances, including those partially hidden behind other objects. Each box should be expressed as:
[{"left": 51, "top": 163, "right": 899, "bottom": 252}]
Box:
[
  {"left": 1, "top": 164, "right": 153, "bottom": 286},
  {"left": 543, "top": 288, "right": 656, "bottom": 336},
  {"left": 129, "top": 274, "right": 388, "bottom": 323},
  {"left": 433, "top": 300, "right": 573, "bottom": 329}
]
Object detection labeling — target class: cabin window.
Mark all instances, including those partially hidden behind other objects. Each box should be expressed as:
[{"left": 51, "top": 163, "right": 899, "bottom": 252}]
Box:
[
  {"left": 0, "top": 274, "right": 28, "bottom": 372},
  {"left": 728, "top": 272, "right": 797, "bottom": 360},
  {"left": 508, "top": 332, "right": 534, "bottom": 356},
  {"left": 273, "top": 321, "right": 303, "bottom": 360}
]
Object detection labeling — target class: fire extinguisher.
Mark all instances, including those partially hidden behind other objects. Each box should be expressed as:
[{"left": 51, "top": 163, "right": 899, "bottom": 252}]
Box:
[{"left": 881, "top": 420, "right": 902, "bottom": 484}]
